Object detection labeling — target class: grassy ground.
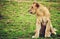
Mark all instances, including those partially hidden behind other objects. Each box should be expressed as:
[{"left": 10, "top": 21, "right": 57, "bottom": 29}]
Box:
[{"left": 0, "top": 1, "right": 60, "bottom": 39}]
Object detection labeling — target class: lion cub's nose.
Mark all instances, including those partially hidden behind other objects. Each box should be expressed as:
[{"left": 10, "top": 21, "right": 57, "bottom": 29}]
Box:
[{"left": 28, "top": 10, "right": 32, "bottom": 14}]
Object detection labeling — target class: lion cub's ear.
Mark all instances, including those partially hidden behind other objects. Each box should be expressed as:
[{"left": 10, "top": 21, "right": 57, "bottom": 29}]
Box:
[
  {"left": 35, "top": 3, "right": 40, "bottom": 8},
  {"left": 33, "top": 2, "right": 40, "bottom": 8}
]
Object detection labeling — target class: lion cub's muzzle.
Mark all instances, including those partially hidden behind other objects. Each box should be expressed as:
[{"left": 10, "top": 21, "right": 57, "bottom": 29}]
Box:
[{"left": 28, "top": 10, "right": 33, "bottom": 14}]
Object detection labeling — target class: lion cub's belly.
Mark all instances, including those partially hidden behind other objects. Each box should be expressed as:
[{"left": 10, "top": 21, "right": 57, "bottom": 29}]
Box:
[
  {"left": 39, "top": 23, "right": 46, "bottom": 37},
  {"left": 40, "top": 24, "right": 46, "bottom": 34}
]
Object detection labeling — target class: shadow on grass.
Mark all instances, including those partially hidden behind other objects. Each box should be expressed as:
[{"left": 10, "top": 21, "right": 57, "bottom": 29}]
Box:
[{"left": 18, "top": 32, "right": 60, "bottom": 39}]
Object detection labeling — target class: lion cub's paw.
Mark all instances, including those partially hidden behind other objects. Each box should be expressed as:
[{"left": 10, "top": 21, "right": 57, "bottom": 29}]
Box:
[{"left": 32, "top": 36, "right": 39, "bottom": 38}]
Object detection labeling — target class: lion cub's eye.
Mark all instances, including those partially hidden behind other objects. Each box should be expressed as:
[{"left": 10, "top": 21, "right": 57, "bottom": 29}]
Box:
[{"left": 32, "top": 7, "right": 33, "bottom": 8}]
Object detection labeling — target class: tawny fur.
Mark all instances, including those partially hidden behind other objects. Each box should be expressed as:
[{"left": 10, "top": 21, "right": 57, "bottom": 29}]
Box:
[{"left": 29, "top": 2, "right": 56, "bottom": 38}]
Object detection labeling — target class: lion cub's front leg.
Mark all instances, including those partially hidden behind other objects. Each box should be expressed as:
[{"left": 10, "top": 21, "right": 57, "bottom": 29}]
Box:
[
  {"left": 32, "top": 19, "right": 41, "bottom": 38},
  {"left": 45, "top": 19, "right": 56, "bottom": 37},
  {"left": 45, "top": 22, "right": 51, "bottom": 37}
]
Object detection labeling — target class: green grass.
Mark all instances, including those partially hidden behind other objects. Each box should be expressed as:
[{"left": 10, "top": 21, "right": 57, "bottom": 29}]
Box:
[{"left": 0, "top": 1, "right": 60, "bottom": 39}]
